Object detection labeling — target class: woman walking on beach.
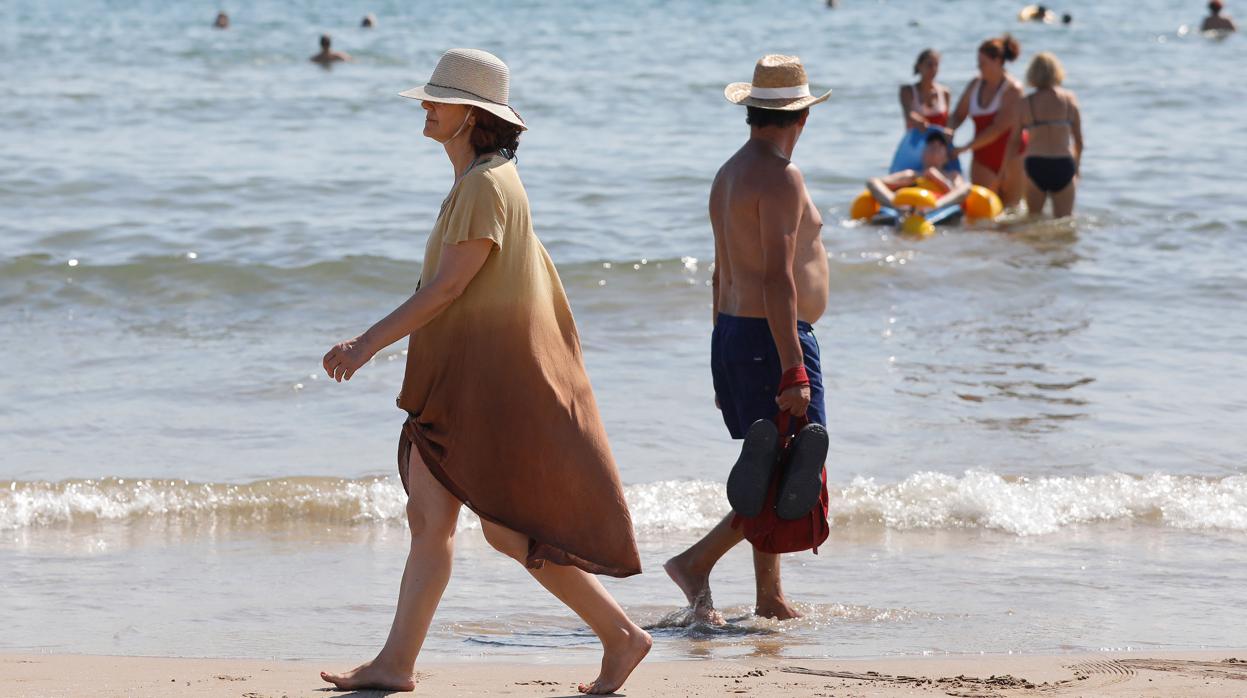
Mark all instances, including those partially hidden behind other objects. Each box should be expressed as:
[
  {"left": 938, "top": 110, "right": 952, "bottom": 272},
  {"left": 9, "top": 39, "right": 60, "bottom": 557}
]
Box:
[
  {"left": 1019, "top": 52, "right": 1083, "bottom": 218},
  {"left": 949, "top": 35, "right": 1027, "bottom": 208},
  {"left": 318, "top": 48, "right": 650, "bottom": 695},
  {"left": 900, "top": 48, "right": 951, "bottom": 130}
]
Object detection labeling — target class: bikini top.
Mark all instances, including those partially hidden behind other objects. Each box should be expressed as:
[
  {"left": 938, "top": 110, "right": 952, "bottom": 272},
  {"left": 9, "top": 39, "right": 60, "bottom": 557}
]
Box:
[
  {"left": 910, "top": 83, "right": 948, "bottom": 116},
  {"left": 968, "top": 78, "right": 1006, "bottom": 117},
  {"left": 1025, "top": 92, "right": 1074, "bottom": 128}
]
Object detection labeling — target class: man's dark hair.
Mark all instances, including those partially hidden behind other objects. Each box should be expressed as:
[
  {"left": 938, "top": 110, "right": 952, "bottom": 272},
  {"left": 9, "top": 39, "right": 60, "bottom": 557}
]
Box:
[
  {"left": 925, "top": 130, "right": 950, "bottom": 148},
  {"left": 746, "top": 106, "right": 808, "bottom": 129},
  {"left": 320, "top": 34, "right": 331, "bottom": 49}
]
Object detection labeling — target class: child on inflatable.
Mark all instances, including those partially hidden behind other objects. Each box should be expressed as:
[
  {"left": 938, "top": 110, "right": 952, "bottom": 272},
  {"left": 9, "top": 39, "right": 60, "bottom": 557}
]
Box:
[{"left": 865, "top": 130, "right": 970, "bottom": 210}]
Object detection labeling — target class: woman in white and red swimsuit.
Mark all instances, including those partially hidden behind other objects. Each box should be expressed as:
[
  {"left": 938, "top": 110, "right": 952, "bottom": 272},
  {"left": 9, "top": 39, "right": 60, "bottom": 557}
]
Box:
[
  {"left": 900, "top": 49, "right": 951, "bottom": 130},
  {"left": 949, "top": 35, "right": 1028, "bottom": 208}
]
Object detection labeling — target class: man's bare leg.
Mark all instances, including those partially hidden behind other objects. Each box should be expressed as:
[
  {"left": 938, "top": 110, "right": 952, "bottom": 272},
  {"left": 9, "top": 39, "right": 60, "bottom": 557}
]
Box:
[
  {"left": 480, "top": 522, "right": 652, "bottom": 695},
  {"left": 320, "top": 448, "right": 461, "bottom": 691},
  {"left": 663, "top": 513, "right": 744, "bottom": 623},
  {"left": 752, "top": 549, "right": 802, "bottom": 620}
]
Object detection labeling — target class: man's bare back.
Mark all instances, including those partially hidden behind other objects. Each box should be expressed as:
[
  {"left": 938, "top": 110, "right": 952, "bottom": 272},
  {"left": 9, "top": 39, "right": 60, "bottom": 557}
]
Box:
[{"left": 711, "top": 139, "right": 829, "bottom": 325}]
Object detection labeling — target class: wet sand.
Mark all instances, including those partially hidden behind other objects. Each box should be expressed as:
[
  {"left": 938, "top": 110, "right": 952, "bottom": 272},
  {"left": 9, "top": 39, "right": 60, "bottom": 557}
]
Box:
[{"left": 5, "top": 650, "right": 1246, "bottom": 697}]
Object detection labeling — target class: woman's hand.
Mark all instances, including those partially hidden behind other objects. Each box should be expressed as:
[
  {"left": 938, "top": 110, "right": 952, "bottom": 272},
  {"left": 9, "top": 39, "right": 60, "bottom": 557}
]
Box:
[{"left": 323, "top": 335, "right": 376, "bottom": 382}]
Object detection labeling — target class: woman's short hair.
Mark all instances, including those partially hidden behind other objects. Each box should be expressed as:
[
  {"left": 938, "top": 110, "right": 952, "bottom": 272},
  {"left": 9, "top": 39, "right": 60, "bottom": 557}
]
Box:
[
  {"left": 745, "top": 106, "right": 808, "bottom": 129},
  {"left": 1026, "top": 52, "right": 1065, "bottom": 89},
  {"left": 979, "top": 34, "right": 1021, "bottom": 63},
  {"left": 470, "top": 108, "right": 522, "bottom": 159}
]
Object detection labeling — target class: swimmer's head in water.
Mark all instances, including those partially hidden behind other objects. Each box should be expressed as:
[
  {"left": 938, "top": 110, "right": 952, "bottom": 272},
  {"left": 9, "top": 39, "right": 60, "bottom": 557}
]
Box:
[
  {"left": 214, "top": 11, "right": 229, "bottom": 29},
  {"left": 1209, "top": 0, "right": 1224, "bottom": 14},
  {"left": 361, "top": 13, "right": 376, "bottom": 28},
  {"left": 921, "top": 131, "right": 951, "bottom": 170},
  {"left": 1062, "top": 13, "right": 1073, "bottom": 24},
  {"left": 1034, "top": 5, "right": 1048, "bottom": 19},
  {"left": 320, "top": 34, "right": 332, "bottom": 50},
  {"left": 913, "top": 48, "right": 940, "bottom": 78}
]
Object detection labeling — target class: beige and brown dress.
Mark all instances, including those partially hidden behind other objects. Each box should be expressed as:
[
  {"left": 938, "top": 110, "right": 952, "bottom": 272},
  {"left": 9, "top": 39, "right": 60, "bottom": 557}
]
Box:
[{"left": 397, "top": 154, "right": 640, "bottom": 578}]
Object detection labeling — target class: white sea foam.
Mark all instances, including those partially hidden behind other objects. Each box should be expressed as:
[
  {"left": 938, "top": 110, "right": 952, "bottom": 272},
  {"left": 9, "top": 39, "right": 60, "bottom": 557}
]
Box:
[{"left": 3, "top": 471, "right": 1246, "bottom": 535}]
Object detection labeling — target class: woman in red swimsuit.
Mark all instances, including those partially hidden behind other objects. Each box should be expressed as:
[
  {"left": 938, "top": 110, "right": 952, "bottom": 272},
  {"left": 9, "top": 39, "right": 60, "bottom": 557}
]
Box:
[
  {"left": 949, "top": 35, "right": 1028, "bottom": 208},
  {"left": 900, "top": 48, "right": 951, "bottom": 131}
]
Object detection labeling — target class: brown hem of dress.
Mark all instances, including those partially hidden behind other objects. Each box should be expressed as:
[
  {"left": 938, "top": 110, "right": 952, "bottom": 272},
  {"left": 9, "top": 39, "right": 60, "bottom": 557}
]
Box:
[{"left": 398, "top": 418, "right": 641, "bottom": 579}]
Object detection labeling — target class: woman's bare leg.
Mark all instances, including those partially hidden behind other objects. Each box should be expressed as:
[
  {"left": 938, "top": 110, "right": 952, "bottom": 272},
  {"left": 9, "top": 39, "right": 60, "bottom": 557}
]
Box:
[
  {"left": 321, "top": 447, "right": 462, "bottom": 692},
  {"left": 1000, "top": 156, "right": 1026, "bottom": 209},
  {"left": 1051, "top": 180, "right": 1077, "bottom": 218},
  {"left": 1025, "top": 177, "right": 1047, "bottom": 218},
  {"left": 970, "top": 159, "right": 999, "bottom": 190},
  {"left": 481, "top": 521, "right": 652, "bottom": 695}
]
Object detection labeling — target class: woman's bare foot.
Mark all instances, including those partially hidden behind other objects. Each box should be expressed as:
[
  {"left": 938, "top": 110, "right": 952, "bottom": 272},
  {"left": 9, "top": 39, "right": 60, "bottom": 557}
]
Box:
[
  {"left": 577, "top": 626, "right": 653, "bottom": 695},
  {"left": 320, "top": 659, "right": 415, "bottom": 692},
  {"left": 755, "top": 596, "right": 802, "bottom": 621},
  {"left": 663, "top": 557, "right": 725, "bottom": 625}
]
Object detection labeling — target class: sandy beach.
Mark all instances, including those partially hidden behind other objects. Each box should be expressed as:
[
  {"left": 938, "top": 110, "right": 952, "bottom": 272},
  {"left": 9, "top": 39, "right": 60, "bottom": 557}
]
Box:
[{"left": 6, "top": 651, "right": 1247, "bottom": 697}]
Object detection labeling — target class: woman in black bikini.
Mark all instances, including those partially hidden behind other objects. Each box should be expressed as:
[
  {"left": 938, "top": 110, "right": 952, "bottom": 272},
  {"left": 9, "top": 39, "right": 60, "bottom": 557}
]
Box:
[{"left": 1019, "top": 52, "right": 1083, "bottom": 218}]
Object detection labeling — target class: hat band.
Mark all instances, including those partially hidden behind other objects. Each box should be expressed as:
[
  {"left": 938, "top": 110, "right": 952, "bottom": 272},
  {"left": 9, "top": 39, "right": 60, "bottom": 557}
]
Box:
[
  {"left": 749, "top": 84, "right": 811, "bottom": 100},
  {"left": 426, "top": 81, "right": 507, "bottom": 106}
]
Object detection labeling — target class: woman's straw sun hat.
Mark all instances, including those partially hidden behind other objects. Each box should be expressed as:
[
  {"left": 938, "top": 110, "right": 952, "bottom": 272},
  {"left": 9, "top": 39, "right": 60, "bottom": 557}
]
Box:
[
  {"left": 725, "top": 54, "right": 832, "bottom": 111},
  {"left": 400, "top": 48, "right": 526, "bottom": 130}
]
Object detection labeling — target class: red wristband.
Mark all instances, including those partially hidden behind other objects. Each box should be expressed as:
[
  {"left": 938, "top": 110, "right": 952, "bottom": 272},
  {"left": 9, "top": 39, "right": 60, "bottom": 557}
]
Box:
[{"left": 778, "top": 365, "right": 810, "bottom": 395}]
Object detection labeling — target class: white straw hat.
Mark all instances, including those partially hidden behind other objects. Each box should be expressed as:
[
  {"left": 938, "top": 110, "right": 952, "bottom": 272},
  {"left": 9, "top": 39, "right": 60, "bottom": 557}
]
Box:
[
  {"left": 725, "top": 54, "right": 832, "bottom": 111},
  {"left": 400, "top": 48, "right": 526, "bottom": 130}
]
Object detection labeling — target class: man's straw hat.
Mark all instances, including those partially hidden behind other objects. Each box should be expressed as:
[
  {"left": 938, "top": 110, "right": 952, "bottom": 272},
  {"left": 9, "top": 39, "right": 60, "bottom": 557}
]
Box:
[
  {"left": 725, "top": 54, "right": 832, "bottom": 111},
  {"left": 400, "top": 48, "right": 526, "bottom": 130}
]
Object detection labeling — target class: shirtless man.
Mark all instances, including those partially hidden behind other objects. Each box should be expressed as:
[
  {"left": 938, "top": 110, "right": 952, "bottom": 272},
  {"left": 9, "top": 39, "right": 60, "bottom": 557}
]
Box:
[
  {"left": 1202, "top": 0, "right": 1237, "bottom": 32},
  {"left": 665, "top": 55, "right": 831, "bottom": 622},
  {"left": 310, "top": 35, "right": 352, "bottom": 66}
]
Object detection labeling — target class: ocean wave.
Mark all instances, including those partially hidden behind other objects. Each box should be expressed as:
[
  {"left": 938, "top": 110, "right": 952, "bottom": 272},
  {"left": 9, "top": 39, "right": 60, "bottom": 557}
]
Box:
[{"left": 3, "top": 471, "right": 1245, "bottom": 536}]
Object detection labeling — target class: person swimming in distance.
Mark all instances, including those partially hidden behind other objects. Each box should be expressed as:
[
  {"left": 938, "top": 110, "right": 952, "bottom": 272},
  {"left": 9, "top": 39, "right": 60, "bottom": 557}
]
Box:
[
  {"left": 361, "top": 13, "right": 377, "bottom": 28},
  {"left": 310, "top": 35, "right": 352, "bottom": 65},
  {"left": 866, "top": 130, "right": 970, "bottom": 210},
  {"left": 1062, "top": 13, "right": 1073, "bottom": 24},
  {"left": 1018, "top": 4, "right": 1055, "bottom": 22},
  {"left": 213, "top": 11, "right": 229, "bottom": 29},
  {"left": 1202, "top": 0, "right": 1238, "bottom": 32}
]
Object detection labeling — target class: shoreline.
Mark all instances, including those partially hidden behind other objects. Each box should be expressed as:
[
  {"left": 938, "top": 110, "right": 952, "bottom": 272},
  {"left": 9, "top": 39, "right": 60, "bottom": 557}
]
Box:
[{"left": 6, "top": 650, "right": 1246, "bottom": 697}]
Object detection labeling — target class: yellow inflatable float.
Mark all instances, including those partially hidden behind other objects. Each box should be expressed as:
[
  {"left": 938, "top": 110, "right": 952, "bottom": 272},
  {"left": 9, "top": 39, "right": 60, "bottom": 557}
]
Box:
[
  {"left": 892, "top": 186, "right": 938, "bottom": 211},
  {"left": 850, "top": 189, "right": 880, "bottom": 220},
  {"left": 962, "top": 185, "right": 1003, "bottom": 222},
  {"left": 850, "top": 182, "right": 1002, "bottom": 233},
  {"left": 901, "top": 214, "right": 936, "bottom": 238}
]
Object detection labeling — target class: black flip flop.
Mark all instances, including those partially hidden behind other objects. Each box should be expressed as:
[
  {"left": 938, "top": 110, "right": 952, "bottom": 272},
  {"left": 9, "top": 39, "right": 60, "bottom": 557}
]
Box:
[
  {"left": 776, "top": 423, "right": 829, "bottom": 520},
  {"left": 726, "top": 419, "right": 780, "bottom": 517}
]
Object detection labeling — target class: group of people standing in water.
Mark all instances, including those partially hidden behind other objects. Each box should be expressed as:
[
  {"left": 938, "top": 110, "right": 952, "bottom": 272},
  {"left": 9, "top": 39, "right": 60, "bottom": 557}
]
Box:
[{"left": 899, "top": 35, "right": 1083, "bottom": 218}]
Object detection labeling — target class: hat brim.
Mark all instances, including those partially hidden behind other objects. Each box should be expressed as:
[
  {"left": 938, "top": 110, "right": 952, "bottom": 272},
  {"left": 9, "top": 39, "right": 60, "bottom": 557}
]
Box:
[
  {"left": 724, "top": 82, "right": 832, "bottom": 111},
  {"left": 399, "top": 83, "right": 527, "bottom": 130}
]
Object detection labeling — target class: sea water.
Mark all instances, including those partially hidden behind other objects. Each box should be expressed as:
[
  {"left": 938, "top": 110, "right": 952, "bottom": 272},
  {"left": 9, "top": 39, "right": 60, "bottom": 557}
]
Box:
[{"left": 2, "top": 0, "right": 1246, "bottom": 661}]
